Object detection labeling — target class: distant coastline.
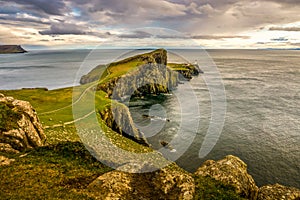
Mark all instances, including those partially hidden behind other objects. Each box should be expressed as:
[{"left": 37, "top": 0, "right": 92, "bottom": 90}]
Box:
[{"left": 0, "top": 45, "right": 27, "bottom": 54}]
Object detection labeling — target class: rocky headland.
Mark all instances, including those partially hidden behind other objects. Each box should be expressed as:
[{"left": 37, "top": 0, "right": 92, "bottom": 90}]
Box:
[
  {"left": 83, "top": 49, "right": 201, "bottom": 146},
  {"left": 0, "top": 49, "right": 299, "bottom": 199},
  {"left": 0, "top": 45, "right": 27, "bottom": 54}
]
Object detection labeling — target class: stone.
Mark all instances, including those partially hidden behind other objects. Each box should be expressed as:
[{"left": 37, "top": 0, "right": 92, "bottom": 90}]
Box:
[
  {"left": 258, "top": 183, "right": 300, "bottom": 200},
  {"left": 0, "top": 94, "right": 46, "bottom": 153},
  {"left": 195, "top": 155, "right": 258, "bottom": 200},
  {"left": 0, "top": 155, "right": 15, "bottom": 166},
  {"left": 88, "top": 162, "right": 195, "bottom": 200}
]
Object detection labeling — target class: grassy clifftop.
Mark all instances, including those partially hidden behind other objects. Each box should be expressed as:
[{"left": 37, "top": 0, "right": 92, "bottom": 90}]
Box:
[{"left": 0, "top": 49, "right": 247, "bottom": 199}]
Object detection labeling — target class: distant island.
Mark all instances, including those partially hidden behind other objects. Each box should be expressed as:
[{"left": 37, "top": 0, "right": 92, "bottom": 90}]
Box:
[{"left": 0, "top": 45, "right": 27, "bottom": 54}]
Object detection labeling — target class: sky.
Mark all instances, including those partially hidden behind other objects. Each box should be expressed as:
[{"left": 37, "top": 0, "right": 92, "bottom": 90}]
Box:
[{"left": 0, "top": 0, "right": 300, "bottom": 49}]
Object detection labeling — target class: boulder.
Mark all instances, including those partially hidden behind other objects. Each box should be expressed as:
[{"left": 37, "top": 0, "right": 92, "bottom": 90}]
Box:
[
  {"left": 88, "top": 162, "right": 195, "bottom": 200},
  {"left": 195, "top": 155, "right": 258, "bottom": 200},
  {"left": 0, "top": 94, "right": 46, "bottom": 153},
  {"left": 258, "top": 184, "right": 300, "bottom": 200}
]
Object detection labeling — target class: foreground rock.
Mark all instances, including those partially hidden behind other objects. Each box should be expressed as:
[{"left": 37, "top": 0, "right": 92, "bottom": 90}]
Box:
[
  {"left": 0, "top": 155, "right": 15, "bottom": 166},
  {"left": 88, "top": 163, "right": 195, "bottom": 200},
  {"left": 0, "top": 94, "right": 46, "bottom": 153},
  {"left": 258, "top": 184, "right": 300, "bottom": 200},
  {"left": 195, "top": 155, "right": 258, "bottom": 200}
]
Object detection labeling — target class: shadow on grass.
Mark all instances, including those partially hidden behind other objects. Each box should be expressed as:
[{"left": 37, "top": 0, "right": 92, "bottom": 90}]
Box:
[{"left": 0, "top": 141, "right": 112, "bottom": 199}]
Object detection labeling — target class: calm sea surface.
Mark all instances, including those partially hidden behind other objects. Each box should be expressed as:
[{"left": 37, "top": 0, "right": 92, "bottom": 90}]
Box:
[{"left": 0, "top": 49, "right": 299, "bottom": 187}]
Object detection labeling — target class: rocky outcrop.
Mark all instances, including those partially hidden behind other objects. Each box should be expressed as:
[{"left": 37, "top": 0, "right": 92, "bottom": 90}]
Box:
[
  {"left": 258, "top": 184, "right": 300, "bottom": 200},
  {"left": 99, "top": 102, "right": 149, "bottom": 146},
  {"left": 195, "top": 155, "right": 258, "bottom": 200},
  {"left": 172, "top": 64, "right": 203, "bottom": 81},
  {"left": 98, "top": 49, "right": 179, "bottom": 100},
  {"left": 88, "top": 163, "right": 195, "bottom": 200},
  {"left": 0, "top": 155, "right": 15, "bottom": 166},
  {"left": 0, "top": 94, "right": 46, "bottom": 153},
  {"left": 0, "top": 45, "right": 27, "bottom": 54}
]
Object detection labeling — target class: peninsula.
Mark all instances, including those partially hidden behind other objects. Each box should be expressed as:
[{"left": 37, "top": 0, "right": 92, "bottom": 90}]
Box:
[
  {"left": 0, "top": 49, "right": 299, "bottom": 199},
  {"left": 0, "top": 45, "right": 27, "bottom": 54}
]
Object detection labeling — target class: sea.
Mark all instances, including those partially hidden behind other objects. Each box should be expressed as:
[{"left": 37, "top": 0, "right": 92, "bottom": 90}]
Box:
[{"left": 0, "top": 49, "right": 299, "bottom": 188}]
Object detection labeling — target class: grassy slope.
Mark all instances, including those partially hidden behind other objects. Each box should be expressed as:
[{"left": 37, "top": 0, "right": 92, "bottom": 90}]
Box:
[{"left": 0, "top": 49, "right": 242, "bottom": 199}]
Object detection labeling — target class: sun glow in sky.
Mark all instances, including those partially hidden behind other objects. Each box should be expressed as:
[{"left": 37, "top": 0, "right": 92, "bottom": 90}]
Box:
[{"left": 0, "top": 0, "right": 300, "bottom": 49}]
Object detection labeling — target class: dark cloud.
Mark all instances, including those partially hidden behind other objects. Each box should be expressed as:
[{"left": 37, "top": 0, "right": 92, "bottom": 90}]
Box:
[
  {"left": 269, "top": 26, "right": 300, "bottom": 31},
  {"left": 39, "top": 23, "right": 85, "bottom": 35},
  {"left": 0, "top": 15, "right": 50, "bottom": 25},
  {"left": 192, "top": 35, "right": 250, "bottom": 40},
  {"left": 9, "top": 0, "right": 67, "bottom": 16},
  {"left": 118, "top": 31, "right": 153, "bottom": 39}
]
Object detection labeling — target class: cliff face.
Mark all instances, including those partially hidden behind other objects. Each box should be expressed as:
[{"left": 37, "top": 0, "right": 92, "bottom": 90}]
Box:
[
  {"left": 98, "top": 49, "right": 179, "bottom": 100},
  {"left": 0, "top": 45, "right": 27, "bottom": 54},
  {"left": 0, "top": 93, "right": 46, "bottom": 153},
  {"left": 97, "top": 49, "right": 180, "bottom": 145},
  {"left": 99, "top": 103, "right": 149, "bottom": 146}
]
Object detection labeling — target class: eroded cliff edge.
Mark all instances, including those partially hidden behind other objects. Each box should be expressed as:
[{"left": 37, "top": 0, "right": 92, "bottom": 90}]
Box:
[{"left": 83, "top": 49, "right": 200, "bottom": 146}]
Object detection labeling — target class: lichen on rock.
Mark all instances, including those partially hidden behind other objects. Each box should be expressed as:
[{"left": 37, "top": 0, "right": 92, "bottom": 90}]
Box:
[
  {"left": 195, "top": 155, "right": 258, "bottom": 200},
  {"left": 87, "top": 162, "right": 195, "bottom": 200},
  {"left": 258, "top": 183, "right": 300, "bottom": 200},
  {"left": 0, "top": 94, "right": 46, "bottom": 153}
]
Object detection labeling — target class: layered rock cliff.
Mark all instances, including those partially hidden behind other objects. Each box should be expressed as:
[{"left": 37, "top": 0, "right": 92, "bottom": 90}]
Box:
[
  {"left": 99, "top": 102, "right": 149, "bottom": 146},
  {"left": 0, "top": 45, "right": 27, "bottom": 54},
  {"left": 97, "top": 49, "right": 179, "bottom": 100},
  {"left": 0, "top": 93, "right": 46, "bottom": 153},
  {"left": 96, "top": 49, "right": 181, "bottom": 145}
]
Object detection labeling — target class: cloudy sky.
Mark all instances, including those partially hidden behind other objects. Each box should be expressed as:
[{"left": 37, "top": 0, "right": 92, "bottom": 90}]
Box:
[{"left": 0, "top": 0, "right": 300, "bottom": 49}]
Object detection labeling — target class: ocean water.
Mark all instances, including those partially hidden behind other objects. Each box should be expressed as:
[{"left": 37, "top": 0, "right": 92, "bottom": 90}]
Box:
[
  {"left": 0, "top": 49, "right": 299, "bottom": 188},
  {"left": 129, "top": 49, "right": 300, "bottom": 188}
]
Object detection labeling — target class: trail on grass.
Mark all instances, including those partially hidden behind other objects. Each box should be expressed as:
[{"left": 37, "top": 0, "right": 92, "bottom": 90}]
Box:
[
  {"left": 39, "top": 83, "right": 97, "bottom": 115},
  {"left": 44, "top": 110, "right": 95, "bottom": 129}
]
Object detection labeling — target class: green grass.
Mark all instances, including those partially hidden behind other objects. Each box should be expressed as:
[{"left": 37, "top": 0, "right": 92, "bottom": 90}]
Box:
[
  {"left": 168, "top": 63, "right": 195, "bottom": 71},
  {"left": 0, "top": 101, "right": 22, "bottom": 131},
  {"left": 194, "top": 176, "right": 245, "bottom": 200},
  {"left": 0, "top": 142, "right": 112, "bottom": 199}
]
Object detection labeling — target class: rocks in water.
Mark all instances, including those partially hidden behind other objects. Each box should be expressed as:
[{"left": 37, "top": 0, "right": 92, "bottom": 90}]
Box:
[
  {"left": 88, "top": 162, "right": 195, "bottom": 200},
  {"left": 195, "top": 155, "right": 258, "bottom": 200},
  {"left": 0, "top": 94, "right": 46, "bottom": 153},
  {"left": 258, "top": 184, "right": 300, "bottom": 200}
]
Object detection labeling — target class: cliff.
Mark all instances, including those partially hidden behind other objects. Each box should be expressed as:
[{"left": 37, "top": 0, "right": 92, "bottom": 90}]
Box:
[
  {"left": 91, "top": 49, "right": 197, "bottom": 145},
  {"left": 0, "top": 45, "right": 27, "bottom": 54},
  {"left": 99, "top": 102, "right": 149, "bottom": 146}
]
